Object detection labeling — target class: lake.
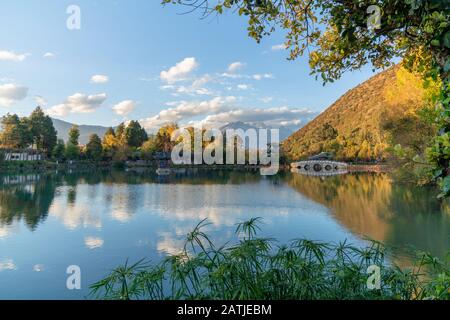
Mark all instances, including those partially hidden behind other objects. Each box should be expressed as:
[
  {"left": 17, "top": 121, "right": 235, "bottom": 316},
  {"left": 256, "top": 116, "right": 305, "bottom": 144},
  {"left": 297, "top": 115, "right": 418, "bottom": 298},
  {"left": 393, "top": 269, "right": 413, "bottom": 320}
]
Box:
[{"left": 0, "top": 169, "right": 449, "bottom": 299}]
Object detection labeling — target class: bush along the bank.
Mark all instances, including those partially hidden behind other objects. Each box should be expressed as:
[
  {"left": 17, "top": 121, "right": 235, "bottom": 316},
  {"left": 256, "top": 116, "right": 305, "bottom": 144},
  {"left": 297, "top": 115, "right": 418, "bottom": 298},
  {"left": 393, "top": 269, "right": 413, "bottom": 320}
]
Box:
[{"left": 90, "top": 218, "right": 449, "bottom": 300}]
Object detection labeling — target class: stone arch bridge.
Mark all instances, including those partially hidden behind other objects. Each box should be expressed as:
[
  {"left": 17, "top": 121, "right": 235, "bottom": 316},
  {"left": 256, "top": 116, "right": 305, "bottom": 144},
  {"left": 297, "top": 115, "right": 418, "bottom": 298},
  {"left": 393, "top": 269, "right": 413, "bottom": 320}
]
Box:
[{"left": 290, "top": 160, "right": 349, "bottom": 176}]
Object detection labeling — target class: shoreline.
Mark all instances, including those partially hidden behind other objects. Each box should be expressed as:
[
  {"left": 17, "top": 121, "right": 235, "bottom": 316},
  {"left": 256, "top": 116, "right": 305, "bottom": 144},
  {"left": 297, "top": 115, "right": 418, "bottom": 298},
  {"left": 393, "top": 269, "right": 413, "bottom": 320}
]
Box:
[{"left": 0, "top": 160, "right": 391, "bottom": 175}]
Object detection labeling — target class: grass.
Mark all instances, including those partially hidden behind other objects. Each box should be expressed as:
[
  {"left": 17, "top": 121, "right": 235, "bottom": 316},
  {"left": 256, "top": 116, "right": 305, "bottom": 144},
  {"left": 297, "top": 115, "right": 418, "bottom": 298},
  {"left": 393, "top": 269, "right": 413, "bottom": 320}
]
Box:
[{"left": 90, "top": 218, "right": 450, "bottom": 300}]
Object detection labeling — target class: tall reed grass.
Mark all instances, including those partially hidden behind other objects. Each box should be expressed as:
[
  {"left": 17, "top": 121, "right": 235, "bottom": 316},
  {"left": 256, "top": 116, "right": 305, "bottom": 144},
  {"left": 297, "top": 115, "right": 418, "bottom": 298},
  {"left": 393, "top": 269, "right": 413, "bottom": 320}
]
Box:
[{"left": 90, "top": 218, "right": 449, "bottom": 300}]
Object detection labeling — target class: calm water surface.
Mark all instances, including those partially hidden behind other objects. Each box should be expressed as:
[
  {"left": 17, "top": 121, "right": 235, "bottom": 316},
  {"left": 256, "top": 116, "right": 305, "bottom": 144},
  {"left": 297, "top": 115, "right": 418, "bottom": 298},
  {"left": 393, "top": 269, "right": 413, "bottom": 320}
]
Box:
[{"left": 0, "top": 169, "right": 449, "bottom": 299}]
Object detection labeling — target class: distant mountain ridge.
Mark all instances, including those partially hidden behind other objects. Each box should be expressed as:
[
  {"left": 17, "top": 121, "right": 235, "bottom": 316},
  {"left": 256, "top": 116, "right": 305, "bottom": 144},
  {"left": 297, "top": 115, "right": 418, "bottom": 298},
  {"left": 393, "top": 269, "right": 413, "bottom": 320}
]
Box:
[
  {"left": 51, "top": 118, "right": 110, "bottom": 145},
  {"left": 219, "top": 121, "right": 296, "bottom": 141},
  {"left": 218, "top": 121, "right": 298, "bottom": 150},
  {"left": 51, "top": 119, "right": 299, "bottom": 146}
]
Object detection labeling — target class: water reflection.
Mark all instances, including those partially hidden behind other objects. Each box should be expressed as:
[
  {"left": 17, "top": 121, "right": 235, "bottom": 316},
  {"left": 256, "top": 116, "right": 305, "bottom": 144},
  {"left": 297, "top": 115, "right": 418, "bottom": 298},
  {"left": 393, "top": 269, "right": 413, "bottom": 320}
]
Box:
[
  {"left": 287, "top": 173, "right": 450, "bottom": 258},
  {"left": 0, "top": 174, "right": 56, "bottom": 232},
  {"left": 0, "top": 170, "right": 449, "bottom": 257},
  {"left": 0, "top": 169, "right": 449, "bottom": 299}
]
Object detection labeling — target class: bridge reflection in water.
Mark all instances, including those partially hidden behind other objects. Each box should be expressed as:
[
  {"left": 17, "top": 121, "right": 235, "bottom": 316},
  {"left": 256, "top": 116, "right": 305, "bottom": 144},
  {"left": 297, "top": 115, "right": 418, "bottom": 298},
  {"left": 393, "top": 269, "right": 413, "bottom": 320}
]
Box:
[{"left": 291, "top": 160, "right": 348, "bottom": 176}]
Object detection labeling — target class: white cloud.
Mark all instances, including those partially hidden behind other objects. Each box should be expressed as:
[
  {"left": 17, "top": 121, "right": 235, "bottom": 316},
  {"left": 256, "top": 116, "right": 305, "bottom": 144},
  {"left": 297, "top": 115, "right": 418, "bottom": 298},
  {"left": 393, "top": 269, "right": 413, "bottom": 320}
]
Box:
[
  {"left": 0, "top": 224, "right": 18, "bottom": 238},
  {"left": 113, "top": 100, "right": 136, "bottom": 116},
  {"left": 161, "top": 57, "right": 198, "bottom": 84},
  {"left": 260, "top": 97, "right": 273, "bottom": 103},
  {"left": 0, "top": 83, "right": 28, "bottom": 107},
  {"left": 192, "top": 74, "right": 212, "bottom": 88},
  {"left": 84, "top": 236, "right": 104, "bottom": 250},
  {"left": 0, "top": 77, "right": 15, "bottom": 83},
  {"left": 203, "top": 106, "right": 315, "bottom": 128},
  {"left": 90, "top": 74, "right": 109, "bottom": 84},
  {"left": 157, "top": 233, "right": 185, "bottom": 256},
  {"left": 219, "top": 72, "right": 245, "bottom": 79},
  {"left": 162, "top": 74, "right": 214, "bottom": 96},
  {"left": 228, "top": 61, "right": 246, "bottom": 73},
  {"left": 237, "top": 84, "right": 249, "bottom": 90},
  {"left": 253, "top": 73, "right": 274, "bottom": 80},
  {"left": 139, "top": 94, "right": 315, "bottom": 133},
  {"left": 33, "top": 264, "right": 45, "bottom": 272},
  {"left": 110, "top": 209, "right": 132, "bottom": 223},
  {"left": 0, "top": 259, "right": 16, "bottom": 271},
  {"left": 46, "top": 93, "right": 107, "bottom": 117},
  {"left": 43, "top": 52, "right": 56, "bottom": 58},
  {"left": 0, "top": 50, "right": 30, "bottom": 62},
  {"left": 49, "top": 199, "right": 102, "bottom": 230},
  {"left": 34, "top": 95, "right": 48, "bottom": 106},
  {"left": 271, "top": 44, "right": 287, "bottom": 51},
  {"left": 219, "top": 72, "right": 274, "bottom": 81},
  {"left": 174, "top": 85, "right": 213, "bottom": 96},
  {"left": 140, "top": 96, "right": 236, "bottom": 131}
]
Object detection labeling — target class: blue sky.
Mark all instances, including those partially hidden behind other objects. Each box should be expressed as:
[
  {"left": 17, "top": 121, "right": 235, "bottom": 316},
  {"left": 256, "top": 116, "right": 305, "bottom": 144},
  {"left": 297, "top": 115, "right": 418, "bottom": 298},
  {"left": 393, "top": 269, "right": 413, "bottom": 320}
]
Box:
[{"left": 0, "top": 0, "right": 378, "bottom": 131}]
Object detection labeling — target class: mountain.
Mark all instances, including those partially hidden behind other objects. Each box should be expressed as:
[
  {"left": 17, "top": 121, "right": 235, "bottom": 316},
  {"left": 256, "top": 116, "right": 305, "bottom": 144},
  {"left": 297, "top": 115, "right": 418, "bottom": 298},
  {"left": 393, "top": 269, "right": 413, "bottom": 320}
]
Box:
[
  {"left": 282, "top": 65, "right": 435, "bottom": 161},
  {"left": 220, "top": 121, "right": 296, "bottom": 141},
  {"left": 50, "top": 119, "right": 297, "bottom": 147},
  {"left": 51, "top": 118, "right": 110, "bottom": 145},
  {"left": 219, "top": 121, "right": 297, "bottom": 150}
]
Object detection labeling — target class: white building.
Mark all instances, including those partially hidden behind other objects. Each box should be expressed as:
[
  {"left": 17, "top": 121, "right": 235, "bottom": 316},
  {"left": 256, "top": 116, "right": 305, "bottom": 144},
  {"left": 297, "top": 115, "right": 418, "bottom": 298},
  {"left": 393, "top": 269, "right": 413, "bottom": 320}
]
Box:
[{"left": 2, "top": 149, "right": 44, "bottom": 162}]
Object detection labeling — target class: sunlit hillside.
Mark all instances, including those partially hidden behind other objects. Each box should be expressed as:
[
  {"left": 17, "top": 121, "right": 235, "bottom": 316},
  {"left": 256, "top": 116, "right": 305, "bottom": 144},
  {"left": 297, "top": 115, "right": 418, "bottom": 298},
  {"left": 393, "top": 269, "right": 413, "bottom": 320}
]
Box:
[{"left": 282, "top": 66, "right": 439, "bottom": 161}]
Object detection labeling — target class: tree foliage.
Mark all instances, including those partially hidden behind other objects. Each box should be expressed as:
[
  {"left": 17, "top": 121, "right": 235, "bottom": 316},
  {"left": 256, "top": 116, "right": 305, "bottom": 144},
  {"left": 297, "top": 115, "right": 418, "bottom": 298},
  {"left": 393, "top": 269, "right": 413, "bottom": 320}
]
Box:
[
  {"left": 163, "top": 0, "right": 450, "bottom": 195},
  {"left": 155, "top": 123, "right": 179, "bottom": 152},
  {"left": 52, "top": 139, "right": 66, "bottom": 161},
  {"left": 64, "top": 142, "right": 80, "bottom": 160},
  {"left": 0, "top": 107, "right": 57, "bottom": 155},
  {"left": 85, "top": 134, "right": 103, "bottom": 161},
  {"left": 68, "top": 125, "right": 80, "bottom": 146},
  {"left": 124, "top": 120, "right": 148, "bottom": 148},
  {"left": 115, "top": 123, "right": 126, "bottom": 144},
  {"left": 0, "top": 114, "right": 32, "bottom": 149},
  {"left": 28, "top": 107, "right": 57, "bottom": 154},
  {"left": 163, "top": 1, "right": 448, "bottom": 79}
]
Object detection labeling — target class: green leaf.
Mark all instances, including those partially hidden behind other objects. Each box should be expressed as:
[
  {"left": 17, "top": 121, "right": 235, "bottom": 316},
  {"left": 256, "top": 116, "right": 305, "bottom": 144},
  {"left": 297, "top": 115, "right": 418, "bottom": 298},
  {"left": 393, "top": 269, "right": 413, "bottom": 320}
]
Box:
[
  {"left": 443, "top": 31, "right": 450, "bottom": 48},
  {"left": 444, "top": 59, "right": 450, "bottom": 73},
  {"left": 431, "top": 39, "right": 440, "bottom": 47},
  {"left": 433, "top": 169, "right": 443, "bottom": 179},
  {"left": 440, "top": 175, "right": 450, "bottom": 197}
]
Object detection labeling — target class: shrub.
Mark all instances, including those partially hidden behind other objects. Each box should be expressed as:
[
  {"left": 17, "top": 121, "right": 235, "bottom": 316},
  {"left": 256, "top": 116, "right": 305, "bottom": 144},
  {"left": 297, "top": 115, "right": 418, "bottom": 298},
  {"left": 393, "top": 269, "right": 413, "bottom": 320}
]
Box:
[{"left": 91, "top": 218, "right": 449, "bottom": 300}]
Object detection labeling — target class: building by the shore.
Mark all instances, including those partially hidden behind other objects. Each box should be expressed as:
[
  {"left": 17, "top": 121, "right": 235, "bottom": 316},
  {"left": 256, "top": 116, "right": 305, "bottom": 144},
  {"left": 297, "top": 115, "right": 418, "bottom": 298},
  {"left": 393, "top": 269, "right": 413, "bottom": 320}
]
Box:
[{"left": 1, "top": 149, "right": 44, "bottom": 162}]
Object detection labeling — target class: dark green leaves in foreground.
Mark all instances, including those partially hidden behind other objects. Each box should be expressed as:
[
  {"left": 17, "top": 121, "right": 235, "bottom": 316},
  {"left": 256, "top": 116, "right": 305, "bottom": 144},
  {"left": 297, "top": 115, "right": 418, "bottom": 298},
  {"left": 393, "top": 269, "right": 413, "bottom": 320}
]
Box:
[{"left": 91, "top": 218, "right": 450, "bottom": 300}]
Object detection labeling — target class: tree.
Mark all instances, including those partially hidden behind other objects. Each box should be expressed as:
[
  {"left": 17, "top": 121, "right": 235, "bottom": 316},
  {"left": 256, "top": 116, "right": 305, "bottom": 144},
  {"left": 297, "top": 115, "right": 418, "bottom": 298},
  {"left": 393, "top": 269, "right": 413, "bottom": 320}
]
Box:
[
  {"left": 65, "top": 142, "right": 80, "bottom": 160},
  {"left": 141, "top": 136, "right": 159, "bottom": 159},
  {"left": 115, "top": 123, "right": 126, "bottom": 144},
  {"left": 68, "top": 125, "right": 80, "bottom": 146},
  {"left": 102, "top": 127, "right": 118, "bottom": 151},
  {"left": 104, "top": 127, "right": 115, "bottom": 138},
  {"left": 165, "top": 1, "right": 448, "bottom": 80},
  {"left": 155, "top": 123, "right": 179, "bottom": 152},
  {"left": 318, "top": 123, "right": 338, "bottom": 141},
  {"left": 164, "top": 0, "right": 450, "bottom": 195},
  {"left": 0, "top": 114, "right": 32, "bottom": 148},
  {"left": 85, "top": 134, "right": 103, "bottom": 161},
  {"left": 52, "top": 139, "right": 66, "bottom": 160},
  {"left": 112, "top": 144, "right": 132, "bottom": 163},
  {"left": 29, "top": 107, "right": 57, "bottom": 154},
  {"left": 124, "top": 121, "right": 148, "bottom": 148}
]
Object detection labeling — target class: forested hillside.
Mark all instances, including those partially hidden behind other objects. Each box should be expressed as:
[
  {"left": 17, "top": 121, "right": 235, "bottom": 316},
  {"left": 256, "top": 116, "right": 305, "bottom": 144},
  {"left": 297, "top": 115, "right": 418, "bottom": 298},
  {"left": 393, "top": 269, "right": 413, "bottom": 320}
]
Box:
[{"left": 282, "top": 66, "right": 439, "bottom": 162}]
